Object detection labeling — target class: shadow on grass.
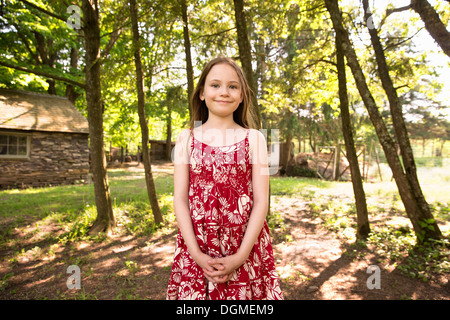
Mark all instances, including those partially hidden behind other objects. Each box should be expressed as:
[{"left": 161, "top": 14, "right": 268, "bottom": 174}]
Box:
[
  {"left": 0, "top": 172, "right": 173, "bottom": 238},
  {"left": 0, "top": 224, "right": 178, "bottom": 300},
  {"left": 0, "top": 168, "right": 176, "bottom": 299}
]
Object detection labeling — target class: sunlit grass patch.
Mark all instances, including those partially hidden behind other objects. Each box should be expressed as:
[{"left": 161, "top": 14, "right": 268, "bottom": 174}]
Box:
[
  {"left": 0, "top": 168, "right": 175, "bottom": 248},
  {"left": 270, "top": 176, "right": 336, "bottom": 197}
]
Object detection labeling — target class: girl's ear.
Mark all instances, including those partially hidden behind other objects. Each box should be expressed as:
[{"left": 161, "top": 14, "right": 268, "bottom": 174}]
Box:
[{"left": 199, "top": 88, "right": 205, "bottom": 101}]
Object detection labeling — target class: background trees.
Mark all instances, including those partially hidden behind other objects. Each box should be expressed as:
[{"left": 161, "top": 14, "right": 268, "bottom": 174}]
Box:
[{"left": 1, "top": 0, "right": 448, "bottom": 242}]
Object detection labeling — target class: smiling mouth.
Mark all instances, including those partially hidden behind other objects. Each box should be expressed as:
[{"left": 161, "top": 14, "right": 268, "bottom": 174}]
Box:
[{"left": 215, "top": 100, "right": 232, "bottom": 103}]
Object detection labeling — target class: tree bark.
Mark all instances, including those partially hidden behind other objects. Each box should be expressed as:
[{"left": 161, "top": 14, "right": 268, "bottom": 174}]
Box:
[
  {"left": 283, "top": 133, "right": 292, "bottom": 170},
  {"left": 129, "top": 0, "right": 164, "bottom": 225},
  {"left": 410, "top": 0, "right": 450, "bottom": 57},
  {"left": 363, "top": 0, "right": 441, "bottom": 240},
  {"left": 166, "top": 106, "right": 172, "bottom": 161},
  {"left": 33, "top": 31, "right": 57, "bottom": 94},
  {"left": 335, "top": 30, "right": 370, "bottom": 239},
  {"left": 324, "top": 0, "right": 441, "bottom": 242},
  {"left": 179, "top": 0, "right": 194, "bottom": 119},
  {"left": 65, "top": 47, "right": 81, "bottom": 103},
  {"left": 82, "top": 0, "right": 115, "bottom": 235},
  {"left": 233, "top": 0, "right": 260, "bottom": 128}
]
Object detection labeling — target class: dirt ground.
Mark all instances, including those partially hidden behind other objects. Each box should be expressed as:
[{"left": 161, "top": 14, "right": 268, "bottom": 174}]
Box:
[
  {"left": 0, "top": 163, "right": 448, "bottom": 300},
  {"left": 271, "top": 197, "right": 449, "bottom": 299}
]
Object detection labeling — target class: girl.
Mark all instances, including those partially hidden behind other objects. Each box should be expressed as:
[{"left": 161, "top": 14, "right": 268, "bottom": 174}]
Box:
[{"left": 167, "top": 56, "right": 283, "bottom": 300}]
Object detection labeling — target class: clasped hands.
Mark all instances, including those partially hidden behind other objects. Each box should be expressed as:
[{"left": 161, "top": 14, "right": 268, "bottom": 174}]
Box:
[{"left": 196, "top": 252, "right": 245, "bottom": 284}]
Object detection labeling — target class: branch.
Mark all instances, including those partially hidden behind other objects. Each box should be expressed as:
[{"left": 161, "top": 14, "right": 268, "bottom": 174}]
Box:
[
  {"left": 18, "top": 0, "right": 67, "bottom": 22},
  {"left": 100, "top": 17, "right": 128, "bottom": 59},
  {"left": 11, "top": 22, "right": 42, "bottom": 65},
  {"left": 380, "top": 5, "right": 412, "bottom": 27},
  {"left": 386, "top": 5, "right": 412, "bottom": 15},
  {"left": 384, "top": 27, "right": 424, "bottom": 51},
  {"left": 0, "top": 61, "right": 85, "bottom": 89}
]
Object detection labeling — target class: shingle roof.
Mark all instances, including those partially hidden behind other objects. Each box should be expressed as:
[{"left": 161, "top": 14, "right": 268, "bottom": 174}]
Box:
[{"left": 0, "top": 89, "right": 89, "bottom": 134}]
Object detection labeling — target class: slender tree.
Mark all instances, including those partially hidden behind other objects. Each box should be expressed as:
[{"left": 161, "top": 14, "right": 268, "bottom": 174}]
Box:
[
  {"left": 362, "top": 0, "right": 441, "bottom": 239},
  {"left": 3, "top": 0, "right": 126, "bottom": 234},
  {"left": 335, "top": 30, "right": 370, "bottom": 239},
  {"left": 410, "top": 0, "right": 450, "bottom": 57},
  {"left": 82, "top": 0, "right": 115, "bottom": 234},
  {"left": 179, "top": 0, "right": 194, "bottom": 119},
  {"left": 129, "top": 0, "right": 164, "bottom": 225},
  {"left": 233, "top": 0, "right": 260, "bottom": 129},
  {"left": 324, "top": 0, "right": 442, "bottom": 242}
]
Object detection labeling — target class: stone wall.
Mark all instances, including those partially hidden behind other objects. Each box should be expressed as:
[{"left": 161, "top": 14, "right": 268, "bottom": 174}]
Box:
[{"left": 0, "top": 131, "right": 89, "bottom": 189}]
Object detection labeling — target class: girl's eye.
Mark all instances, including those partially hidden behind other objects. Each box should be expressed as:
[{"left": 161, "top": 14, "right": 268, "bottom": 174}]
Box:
[
  {"left": 211, "top": 84, "right": 220, "bottom": 88},
  {"left": 230, "top": 85, "right": 238, "bottom": 89}
]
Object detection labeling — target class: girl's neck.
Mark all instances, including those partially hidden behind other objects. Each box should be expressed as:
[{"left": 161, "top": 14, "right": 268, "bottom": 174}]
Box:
[
  {"left": 202, "top": 115, "right": 241, "bottom": 132},
  {"left": 195, "top": 119, "right": 246, "bottom": 147}
]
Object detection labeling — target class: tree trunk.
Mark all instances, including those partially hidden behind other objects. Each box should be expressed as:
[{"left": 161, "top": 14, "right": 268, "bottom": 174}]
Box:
[
  {"left": 410, "top": 0, "right": 450, "bottom": 57},
  {"left": 82, "top": 0, "right": 115, "bottom": 235},
  {"left": 336, "top": 30, "right": 370, "bottom": 240},
  {"left": 324, "top": 0, "right": 441, "bottom": 242},
  {"left": 363, "top": 0, "right": 441, "bottom": 240},
  {"left": 282, "top": 132, "right": 293, "bottom": 171},
  {"left": 65, "top": 47, "right": 81, "bottom": 103},
  {"left": 33, "top": 31, "right": 57, "bottom": 94},
  {"left": 233, "top": 0, "right": 260, "bottom": 128},
  {"left": 166, "top": 102, "right": 173, "bottom": 161},
  {"left": 179, "top": 0, "right": 194, "bottom": 119},
  {"left": 129, "top": 0, "right": 164, "bottom": 225}
]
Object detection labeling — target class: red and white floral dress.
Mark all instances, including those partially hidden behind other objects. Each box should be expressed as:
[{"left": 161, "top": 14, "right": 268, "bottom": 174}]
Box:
[{"left": 166, "top": 129, "right": 283, "bottom": 300}]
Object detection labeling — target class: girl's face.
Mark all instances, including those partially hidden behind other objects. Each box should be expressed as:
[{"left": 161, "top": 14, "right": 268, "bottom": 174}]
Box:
[{"left": 200, "top": 63, "right": 243, "bottom": 120}]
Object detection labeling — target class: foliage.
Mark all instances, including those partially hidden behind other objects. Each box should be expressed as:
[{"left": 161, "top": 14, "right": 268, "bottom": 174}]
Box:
[
  {"left": 1, "top": 0, "right": 447, "bottom": 151},
  {"left": 0, "top": 0, "right": 83, "bottom": 94},
  {"left": 363, "top": 228, "right": 450, "bottom": 283}
]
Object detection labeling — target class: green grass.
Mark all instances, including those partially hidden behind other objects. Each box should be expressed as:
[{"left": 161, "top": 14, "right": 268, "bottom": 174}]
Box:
[
  {"left": 270, "top": 176, "right": 336, "bottom": 197},
  {"left": 0, "top": 169, "right": 175, "bottom": 244},
  {"left": 0, "top": 184, "right": 95, "bottom": 218},
  {"left": 269, "top": 161, "right": 450, "bottom": 284},
  {"left": 1, "top": 164, "right": 448, "bottom": 241},
  {"left": 1, "top": 162, "right": 449, "bottom": 288}
]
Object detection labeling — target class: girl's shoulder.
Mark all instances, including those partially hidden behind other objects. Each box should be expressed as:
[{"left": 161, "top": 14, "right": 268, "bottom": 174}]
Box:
[
  {"left": 247, "top": 128, "right": 267, "bottom": 145},
  {"left": 174, "top": 128, "right": 193, "bottom": 156},
  {"left": 176, "top": 128, "right": 192, "bottom": 142},
  {"left": 248, "top": 129, "right": 268, "bottom": 164}
]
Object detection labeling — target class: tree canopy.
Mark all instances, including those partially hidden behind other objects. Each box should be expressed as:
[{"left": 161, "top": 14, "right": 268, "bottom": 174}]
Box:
[{"left": 1, "top": 0, "right": 448, "bottom": 151}]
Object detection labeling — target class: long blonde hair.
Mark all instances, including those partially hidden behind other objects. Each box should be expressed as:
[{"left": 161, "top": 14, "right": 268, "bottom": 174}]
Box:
[{"left": 189, "top": 56, "right": 256, "bottom": 129}]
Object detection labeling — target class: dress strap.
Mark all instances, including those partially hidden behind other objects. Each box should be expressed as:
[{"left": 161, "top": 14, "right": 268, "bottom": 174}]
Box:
[
  {"left": 189, "top": 128, "right": 194, "bottom": 157},
  {"left": 245, "top": 129, "right": 251, "bottom": 163},
  {"left": 244, "top": 129, "right": 250, "bottom": 146}
]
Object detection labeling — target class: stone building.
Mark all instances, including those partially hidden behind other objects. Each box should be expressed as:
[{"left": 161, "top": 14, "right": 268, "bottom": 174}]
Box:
[{"left": 0, "top": 89, "right": 89, "bottom": 189}]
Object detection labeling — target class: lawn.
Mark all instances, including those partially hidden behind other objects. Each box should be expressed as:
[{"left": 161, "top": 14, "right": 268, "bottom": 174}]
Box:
[{"left": 0, "top": 160, "right": 448, "bottom": 299}]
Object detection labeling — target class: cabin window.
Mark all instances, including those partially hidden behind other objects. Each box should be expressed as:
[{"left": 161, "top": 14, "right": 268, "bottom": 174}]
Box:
[{"left": 0, "top": 133, "right": 30, "bottom": 159}]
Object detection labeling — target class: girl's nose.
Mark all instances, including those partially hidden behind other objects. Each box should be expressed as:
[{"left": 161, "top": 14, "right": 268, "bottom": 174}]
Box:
[{"left": 219, "top": 87, "right": 230, "bottom": 96}]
